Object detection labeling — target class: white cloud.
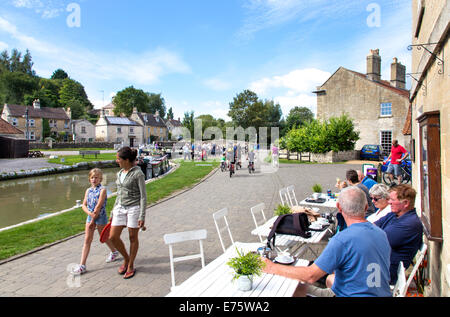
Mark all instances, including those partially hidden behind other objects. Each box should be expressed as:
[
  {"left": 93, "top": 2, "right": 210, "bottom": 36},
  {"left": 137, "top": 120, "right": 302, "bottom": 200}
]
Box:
[
  {"left": 248, "top": 68, "right": 330, "bottom": 115},
  {"left": 11, "top": 0, "right": 66, "bottom": 19},
  {"left": 0, "top": 41, "right": 9, "bottom": 50},
  {"left": 203, "top": 78, "right": 232, "bottom": 91},
  {"left": 237, "top": 0, "right": 358, "bottom": 40},
  {"left": 0, "top": 17, "right": 191, "bottom": 86}
]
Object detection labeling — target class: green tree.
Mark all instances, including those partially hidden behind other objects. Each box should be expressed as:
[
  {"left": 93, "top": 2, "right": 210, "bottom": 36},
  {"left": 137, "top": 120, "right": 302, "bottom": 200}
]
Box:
[
  {"left": 285, "top": 106, "right": 314, "bottom": 130},
  {"left": 0, "top": 71, "right": 39, "bottom": 104},
  {"left": 182, "top": 110, "right": 195, "bottom": 139},
  {"left": 51, "top": 69, "right": 69, "bottom": 80},
  {"left": 166, "top": 107, "right": 174, "bottom": 120},
  {"left": 113, "top": 86, "right": 149, "bottom": 117},
  {"left": 228, "top": 90, "right": 260, "bottom": 128},
  {"left": 59, "top": 78, "right": 92, "bottom": 113},
  {"left": 147, "top": 93, "right": 166, "bottom": 118}
]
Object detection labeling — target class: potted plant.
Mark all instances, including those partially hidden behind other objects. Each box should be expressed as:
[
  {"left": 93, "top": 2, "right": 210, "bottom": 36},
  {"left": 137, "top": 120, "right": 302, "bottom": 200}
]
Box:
[
  {"left": 227, "top": 249, "right": 266, "bottom": 291},
  {"left": 274, "top": 204, "right": 292, "bottom": 216},
  {"left": 312, "top": 183, "right": 322, "bottom": 200}
]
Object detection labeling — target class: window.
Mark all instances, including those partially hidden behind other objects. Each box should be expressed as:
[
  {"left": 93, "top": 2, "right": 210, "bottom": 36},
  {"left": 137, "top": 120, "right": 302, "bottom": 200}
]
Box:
[
  {"left": 117, "top": 127, "right": 122, "bottom": 134},
  {"left": 29, "top": 119, "right": 35, "bottom": 127},
  {"left": 380, "top": 103, "right": 392, "bottom": 116},
  {"left": 81, "top": 126, "right": 86, "bottom": 134},
  {"left": 12, "top": 118, "right": 18, "bottom": 126},
  {"left": 49, "top": 120, "right": 56, "bottom": 128},
  {"left": 417, "top": 111, "right": 442, "bottom": 242},
  {"left": 26, "top": 131, "right": 35, "bottom": 140},
  {"left": 130, "top": 127, "right": 134, "bottom": 133},
  {"left": 380, "top": 131, "right": 392, "bottom": 156},
  {"left": 64, "top": 120, "right": 69, "bottom": 129}
]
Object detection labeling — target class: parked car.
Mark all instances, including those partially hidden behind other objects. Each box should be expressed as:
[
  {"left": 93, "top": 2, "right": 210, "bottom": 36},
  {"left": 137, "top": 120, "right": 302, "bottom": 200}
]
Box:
[{"left": 360, "top": 144, "right": 384, "bottom": 161}]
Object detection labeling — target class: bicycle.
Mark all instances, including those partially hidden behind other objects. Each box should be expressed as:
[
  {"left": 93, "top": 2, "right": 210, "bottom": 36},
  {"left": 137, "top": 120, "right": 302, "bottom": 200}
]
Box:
[
  {"left": 229, "top": 161, "right": 235, "bottom": 178},
  {"left": 248, "top": 161, "right": 255, "bottom": 174},
  {"left": 220, "top": 161, "right": 227, "bottom": 172},
  {"left": 381, "top": 158, "right": 412, "bottom": 185}
]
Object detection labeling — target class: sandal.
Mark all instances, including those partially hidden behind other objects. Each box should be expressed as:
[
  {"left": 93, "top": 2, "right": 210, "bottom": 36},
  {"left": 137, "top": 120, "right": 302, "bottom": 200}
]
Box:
[
  {"left": 118, "top": 264, "right": 127, "bottom": 275},
  {"left": 123, "top": 269, "right": 136, "bottom": 279}
]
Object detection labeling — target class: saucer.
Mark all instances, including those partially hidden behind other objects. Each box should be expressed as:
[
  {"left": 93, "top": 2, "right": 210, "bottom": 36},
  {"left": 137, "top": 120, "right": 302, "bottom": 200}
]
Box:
[{"left": 274, "top": 256, "right": 295, "bottom": 265}]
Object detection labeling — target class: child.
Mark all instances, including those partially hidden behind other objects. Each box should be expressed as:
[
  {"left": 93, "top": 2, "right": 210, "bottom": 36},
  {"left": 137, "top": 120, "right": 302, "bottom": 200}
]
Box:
[{"left": 72, "top": 168, "right": 119, "bottom": 274}]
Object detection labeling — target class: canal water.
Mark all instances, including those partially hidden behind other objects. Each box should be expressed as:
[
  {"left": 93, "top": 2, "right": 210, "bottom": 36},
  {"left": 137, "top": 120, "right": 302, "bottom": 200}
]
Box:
[{"left": 0, "top": 167, "right": 120, "bottom": 229}]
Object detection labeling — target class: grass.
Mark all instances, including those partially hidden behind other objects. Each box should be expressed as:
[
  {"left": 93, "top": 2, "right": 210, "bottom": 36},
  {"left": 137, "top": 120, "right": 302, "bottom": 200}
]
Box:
[
  {"left": 31, "top": 148, "right": 114, "bottom": 151},
  {"left": 47, "top": 153, "right": 117, "bottom": 165},
  {"left": 0, "top": 160, "right": 218, "bottom": 261}
]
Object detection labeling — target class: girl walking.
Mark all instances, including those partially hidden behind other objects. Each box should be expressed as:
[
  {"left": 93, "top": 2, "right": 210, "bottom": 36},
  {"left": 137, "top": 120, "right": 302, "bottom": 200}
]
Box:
[
  {"left": 73, "top": 168, "right": 119, "bottom": 275},
  {"left": 109, "top": 147, "right": 147, "bottom": 279}
]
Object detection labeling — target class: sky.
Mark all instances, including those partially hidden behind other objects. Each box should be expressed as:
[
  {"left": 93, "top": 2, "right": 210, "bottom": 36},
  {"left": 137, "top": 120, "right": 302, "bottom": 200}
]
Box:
[{"left": 0, "top": 0, "right": 412, "bottom": 121}]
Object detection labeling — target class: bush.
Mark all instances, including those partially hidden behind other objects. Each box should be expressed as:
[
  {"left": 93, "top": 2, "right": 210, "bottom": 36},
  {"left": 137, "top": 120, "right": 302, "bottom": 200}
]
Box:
[{"left": 274, "top": 204, "right": 292, "bottom": 216}]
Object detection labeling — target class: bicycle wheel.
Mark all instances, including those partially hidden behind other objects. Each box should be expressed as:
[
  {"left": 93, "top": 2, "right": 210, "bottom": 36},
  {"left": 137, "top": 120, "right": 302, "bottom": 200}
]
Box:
[
  {"left": 382, "top": 172, "right": 394, "bottom": 185},
  {"left": 402, "top": 171, "right": 412, "bottom": 184}
]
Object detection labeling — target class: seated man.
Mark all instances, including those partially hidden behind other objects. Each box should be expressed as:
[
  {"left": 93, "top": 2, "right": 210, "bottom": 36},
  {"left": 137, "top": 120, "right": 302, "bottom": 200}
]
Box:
[
  {"left": 263, "top": 186, "right": 392, "bottom": 297},
  {"left": 374, "top": 184, "right": 423, "bottom": 285},
  {"left": 357, "top": 170, "right": 377, "bottom": 191}
]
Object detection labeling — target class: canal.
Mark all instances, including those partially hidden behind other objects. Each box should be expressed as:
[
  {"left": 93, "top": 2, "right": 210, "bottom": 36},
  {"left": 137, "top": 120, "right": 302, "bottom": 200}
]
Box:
[{"left": 0, "top": 167, "right": 120, "bottom": 229}]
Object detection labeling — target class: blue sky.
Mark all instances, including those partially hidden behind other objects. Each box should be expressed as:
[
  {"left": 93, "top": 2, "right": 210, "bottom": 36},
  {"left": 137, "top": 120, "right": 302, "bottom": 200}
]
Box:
[{"left": 0, "top": 0, "right": 412, "bottom": 121}]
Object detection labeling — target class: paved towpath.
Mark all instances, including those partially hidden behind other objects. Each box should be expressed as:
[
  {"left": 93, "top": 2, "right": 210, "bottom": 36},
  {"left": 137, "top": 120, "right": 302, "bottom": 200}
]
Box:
[{"left": 0, "top": 162, "right": 359, "bottom": 297}]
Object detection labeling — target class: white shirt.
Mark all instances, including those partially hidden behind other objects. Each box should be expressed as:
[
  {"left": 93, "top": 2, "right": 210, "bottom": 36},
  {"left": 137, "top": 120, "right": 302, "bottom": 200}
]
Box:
[{"left": 367, "top": 205, "right": 391, "bottom": 223}]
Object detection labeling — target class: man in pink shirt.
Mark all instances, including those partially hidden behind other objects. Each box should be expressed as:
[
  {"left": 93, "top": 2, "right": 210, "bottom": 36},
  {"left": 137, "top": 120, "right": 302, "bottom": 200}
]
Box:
[{"left": 385, "top": 140, "right": 408, "bottom": 184}]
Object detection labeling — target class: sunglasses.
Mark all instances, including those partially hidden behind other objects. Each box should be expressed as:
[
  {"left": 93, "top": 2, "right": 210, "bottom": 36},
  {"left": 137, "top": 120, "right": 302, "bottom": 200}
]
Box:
[{"left": 371, "top": 196, "right": 382, "bottom": 202}]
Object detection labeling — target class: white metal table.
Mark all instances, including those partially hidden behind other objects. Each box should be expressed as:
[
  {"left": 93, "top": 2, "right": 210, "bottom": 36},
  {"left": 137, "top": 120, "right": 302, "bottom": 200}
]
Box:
[
  {"left": 298, "top": 193, "right": 338, "bottom": 209},
  {"left": 251, "top": 217, "right": 328, "bottom": 258},
  {"left": 166, "top": 242, "right": 309, "bottom": 297}
]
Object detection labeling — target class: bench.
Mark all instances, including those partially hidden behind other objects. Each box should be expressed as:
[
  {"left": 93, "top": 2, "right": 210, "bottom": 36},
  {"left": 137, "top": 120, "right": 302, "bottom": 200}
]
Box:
[
  {"left": 28, "top": 151, "right": 44, "bottom": 158},
  {"left": 79, "top": 150, "right": 100, "bottom": 158}
]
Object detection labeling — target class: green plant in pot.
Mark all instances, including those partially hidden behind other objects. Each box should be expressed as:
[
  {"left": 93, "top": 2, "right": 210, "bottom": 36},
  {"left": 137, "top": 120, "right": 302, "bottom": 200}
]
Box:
[
  {"left": 312, "top": 183, "right": 322, "bottom": 200},
  {"left": 274, "top": 204, "right": 292, "bottom": 216},
  {"left": 227, "top": 249, "right": 266, "bottom": 291}
]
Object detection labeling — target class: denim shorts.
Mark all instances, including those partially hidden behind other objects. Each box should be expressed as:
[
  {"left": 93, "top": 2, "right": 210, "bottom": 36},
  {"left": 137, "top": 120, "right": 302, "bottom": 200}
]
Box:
[
  {"left": 86, "top": 211, "right": 109, "bottom": 226},
  {"left": 386, "top": 163, "right": 401, "bottom": 176}
]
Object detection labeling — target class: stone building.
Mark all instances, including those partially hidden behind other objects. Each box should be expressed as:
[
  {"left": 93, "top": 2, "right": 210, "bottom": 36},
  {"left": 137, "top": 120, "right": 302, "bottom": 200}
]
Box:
[
  {"left": 95, "top": 110, "right": 143, "bottom": 147},
  {"left": 71, "top": 119, "right": 95, "bottom": 143},
  {"left": 130, "top": 108, "right": 168, "bottom": 143},
  {"left": 314, "top": 50, "right": 410, "bottom": 154},
  {"left": 1, "top": 100, "right": 71, "bottom": 141},
  {"left": 408, "top": 0, "right": 449, "bottom": 297}
]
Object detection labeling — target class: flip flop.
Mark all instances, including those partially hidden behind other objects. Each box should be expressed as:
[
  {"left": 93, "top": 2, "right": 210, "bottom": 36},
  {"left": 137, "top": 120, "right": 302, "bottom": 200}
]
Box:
[
  {"left": 118, "top": 264, "right": 127, "bottom": 275},
  {"left": 123, "top": 269, "right": 136, "bottom": 279}
]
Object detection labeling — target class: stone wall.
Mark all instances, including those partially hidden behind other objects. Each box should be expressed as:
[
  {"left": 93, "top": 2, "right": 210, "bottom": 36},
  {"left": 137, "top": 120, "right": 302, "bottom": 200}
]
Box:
[
  {"left": 310, "top": 150, "right": 359, "bottom": 163},
  {"left": 30, "top": 141, "right": 117, "bottom": 149}
]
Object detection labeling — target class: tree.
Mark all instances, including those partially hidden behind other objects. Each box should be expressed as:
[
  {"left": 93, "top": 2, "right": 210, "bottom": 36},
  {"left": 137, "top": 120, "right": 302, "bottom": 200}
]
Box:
[
  {"left": 113, "top": 86, "right": 150, "bottom": 117},
  {"left": 228, "top": 90, "right": 259, "bottom": 128},
  {"left": 51, "top": 69, "right": 69, "bottom": 80},
  {"left": 59, "top": 78, "right": 93, "bottom": 112},
  {"left": 0, "top": 71, "right": 39, "bottom": 104},
  {"left": 166, "top": 107, "right": 174, "bottom": 120},
  {"left": 182, "top": 110, "right": 195, "bottom": 139},
  {"left": 147, "top": 93, "right": 166, "bottom": 118},
  {"left": 285, "top": 106, "right": 314, "bottom": 130}
]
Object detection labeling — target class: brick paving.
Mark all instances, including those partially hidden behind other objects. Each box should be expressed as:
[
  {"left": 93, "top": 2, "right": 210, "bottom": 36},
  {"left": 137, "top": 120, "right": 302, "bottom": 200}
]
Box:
[{"left": 0, "top": 161, "right": 360, "bottom": 297}]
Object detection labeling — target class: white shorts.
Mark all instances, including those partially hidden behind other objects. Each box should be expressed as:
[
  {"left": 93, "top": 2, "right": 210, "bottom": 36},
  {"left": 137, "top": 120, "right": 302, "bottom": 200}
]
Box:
[{"left": 111, "top": 205, "right": 140, "bottom": 228}]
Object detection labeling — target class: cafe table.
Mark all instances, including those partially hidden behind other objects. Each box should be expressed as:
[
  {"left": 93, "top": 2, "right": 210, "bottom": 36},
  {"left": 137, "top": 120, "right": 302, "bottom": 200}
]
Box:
[
  {"left": 251, "top": 217, "right": 328, "bottom": 258},
  {"left": 166, "top": 242, "right": 310, "bottom": 297},
  {"left": 299, "top": 193, "right": 338, "bottom": 210}
]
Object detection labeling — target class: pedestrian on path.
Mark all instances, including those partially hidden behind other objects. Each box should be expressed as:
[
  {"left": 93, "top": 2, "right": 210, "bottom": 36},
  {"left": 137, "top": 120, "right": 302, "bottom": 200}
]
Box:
[
  {"left": 109, "top": 147, "right": 147, "bottom": 279},
  {"left": 72, "top": 168, "right": 119, "bottom": 275}
]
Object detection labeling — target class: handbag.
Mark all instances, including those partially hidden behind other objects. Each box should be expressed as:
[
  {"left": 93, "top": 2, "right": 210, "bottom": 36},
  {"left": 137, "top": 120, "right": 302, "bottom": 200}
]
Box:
[{"left": 266, "top": 213, "right": 311, "bottom": 249}]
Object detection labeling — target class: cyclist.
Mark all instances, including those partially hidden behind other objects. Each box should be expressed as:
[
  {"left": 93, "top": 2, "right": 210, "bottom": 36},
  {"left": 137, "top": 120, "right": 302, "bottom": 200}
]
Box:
[
  {"left": 384, "top": 140, "right": 408, "bottom": 184},
  {"left": 220, "top": 153, "right": 227, "bottom": 171},
  {"left": 247, "top": 149, "right": 255, "bottom": 172}
]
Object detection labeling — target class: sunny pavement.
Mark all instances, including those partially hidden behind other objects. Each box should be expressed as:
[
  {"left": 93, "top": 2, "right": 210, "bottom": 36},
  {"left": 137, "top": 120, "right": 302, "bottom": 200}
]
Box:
[{"left": 0, "top": 161, "right": 361, "bottom": 297}]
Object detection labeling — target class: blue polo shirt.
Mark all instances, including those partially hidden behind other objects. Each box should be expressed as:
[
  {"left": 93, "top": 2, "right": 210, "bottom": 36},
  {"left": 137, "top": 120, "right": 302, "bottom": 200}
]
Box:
[
  {"left": 314, "top": 222, "right": 392, "bottom": 297},
  {"left": 375, "top": 209, "right": 423, "bottom": 284},
  {"left": 362, "top": 176, "right": 377, "bottom": 191}
]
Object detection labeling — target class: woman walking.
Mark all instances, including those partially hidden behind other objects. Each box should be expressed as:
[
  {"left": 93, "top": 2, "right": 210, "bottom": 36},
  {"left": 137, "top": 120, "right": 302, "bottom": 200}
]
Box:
[{"left": 109, "top": 147, "right": 147, "bottom": 279}]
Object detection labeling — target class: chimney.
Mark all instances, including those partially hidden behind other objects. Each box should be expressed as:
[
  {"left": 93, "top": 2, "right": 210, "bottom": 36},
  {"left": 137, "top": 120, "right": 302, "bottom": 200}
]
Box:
[
  {"left": 66, "top": 107, "right": 72, "bottom": 119},
  {"left": 390, "top": 57, "right": 406, "bottom": 89},
  {"left": 132, "top": 107, "right": 138, "bottom": 114},
  {"left": 33, "top": 99, "right": 41, "bottom": 109},
  {"left": 100, "top": 109, "right": 105, "bottom": 118},
  {"left": 367, "top": 49, "right": 381, "bottom": 82}
]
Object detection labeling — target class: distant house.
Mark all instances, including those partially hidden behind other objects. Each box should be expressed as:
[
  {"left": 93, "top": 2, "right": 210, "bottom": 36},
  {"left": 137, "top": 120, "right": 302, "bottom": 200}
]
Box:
[
  {"left": 1, "top": 99, "right": 71, "bottom": 141},
  {"left": 313, "top": 49, "right": 410, "bottom": 154},
  {"left": 165, "top": 117, "right": 184, "bottom": 140},
  {"left": 95, "top": 110, "right": 143, "bottom": 147},
  {"left": 130, "top": 108, "right": 168, "bottom": 144},
  {"left": 0, "top": 118, "right": 24, "bottom": 138},
  {"left": 71, "top": 119, "right": 95, "bottom": 143}
]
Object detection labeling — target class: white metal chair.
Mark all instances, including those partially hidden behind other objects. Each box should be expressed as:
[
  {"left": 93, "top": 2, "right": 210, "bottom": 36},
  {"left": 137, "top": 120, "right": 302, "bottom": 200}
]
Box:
[
  {"left": 287, "top": 185, "right": 299, "bottom": 206},
  {"left": 163, "top": 229, "right": 207, "bottom": 290},
  {"left": 250, "top": 203, "right": 267, "bottom": 243},
  {"left": 405, "top": 243, "right": 428, "bottom": 294},
  {"left": 392, "top": 261, "right": 406, "bottom": 297},
  {"left": 279, "top": 187, "right": 292, "bottom": 207},
  {"left": 213, "top": 208, "right": 235, "bottom": 253}
]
